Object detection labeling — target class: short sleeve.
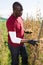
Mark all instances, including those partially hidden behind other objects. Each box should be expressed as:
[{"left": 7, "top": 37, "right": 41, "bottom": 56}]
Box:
[{"left": 6, "top": 20, "right": 16, "bottom": 32}]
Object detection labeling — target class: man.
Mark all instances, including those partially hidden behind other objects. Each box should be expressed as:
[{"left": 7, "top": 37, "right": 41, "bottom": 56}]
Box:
[{"left": 6, "top": 2, "right": 37, "bottom": 65}]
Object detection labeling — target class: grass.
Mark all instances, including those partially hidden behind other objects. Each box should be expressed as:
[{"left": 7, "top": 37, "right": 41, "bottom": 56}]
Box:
[
  {"left": 0, "top": 21, "right": 11, "bottom": 65},
  {"left": 0, "top": 20, "right": 43, "bottom": 65}
]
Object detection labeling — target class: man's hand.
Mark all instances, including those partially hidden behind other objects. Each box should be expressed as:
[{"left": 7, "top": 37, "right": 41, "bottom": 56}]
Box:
[
  {"left": 24, "top": 29, "right": 33, "bottom": 34},
  {"left": 28, "top": 40, "right": 38, "bottom": 46},
  {"left": 25, "top": 31, "right": 32, "bottom": 34}
]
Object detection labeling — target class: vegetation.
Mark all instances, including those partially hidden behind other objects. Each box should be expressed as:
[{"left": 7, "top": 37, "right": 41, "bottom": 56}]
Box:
[{"left": 0, "top": 17, "right": 43, "bottom": 65}]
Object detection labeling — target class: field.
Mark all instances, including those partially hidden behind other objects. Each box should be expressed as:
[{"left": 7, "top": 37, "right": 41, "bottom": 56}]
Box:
[{"left": 0, "top": 19, "right": 43, "bottom": 65}]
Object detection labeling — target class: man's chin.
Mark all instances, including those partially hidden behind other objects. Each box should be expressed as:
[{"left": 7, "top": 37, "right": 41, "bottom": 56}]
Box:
[{"left": 19, "top": 14, "right": 22, "bottom": 17}]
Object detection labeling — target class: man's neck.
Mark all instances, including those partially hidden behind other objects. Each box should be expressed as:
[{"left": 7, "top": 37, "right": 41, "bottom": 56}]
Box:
[{"left": 13, "top": 13, "right": 18, "bottom": 19}]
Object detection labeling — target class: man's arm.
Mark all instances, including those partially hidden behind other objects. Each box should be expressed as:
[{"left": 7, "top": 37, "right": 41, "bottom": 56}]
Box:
[
  {"left": 9, "top": 31, "right": 21, "bottom": 44},
  {"left": 9, "top": 31, "right": 38, "bottom": 46},
  {"left": 9, "top": 31, "right": 29, "bottom": 44}
]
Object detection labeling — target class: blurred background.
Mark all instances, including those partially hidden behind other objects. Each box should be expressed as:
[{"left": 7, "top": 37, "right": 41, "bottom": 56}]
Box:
[{"left": 0, "top": 0, "right": 43, "bottom": 65}]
